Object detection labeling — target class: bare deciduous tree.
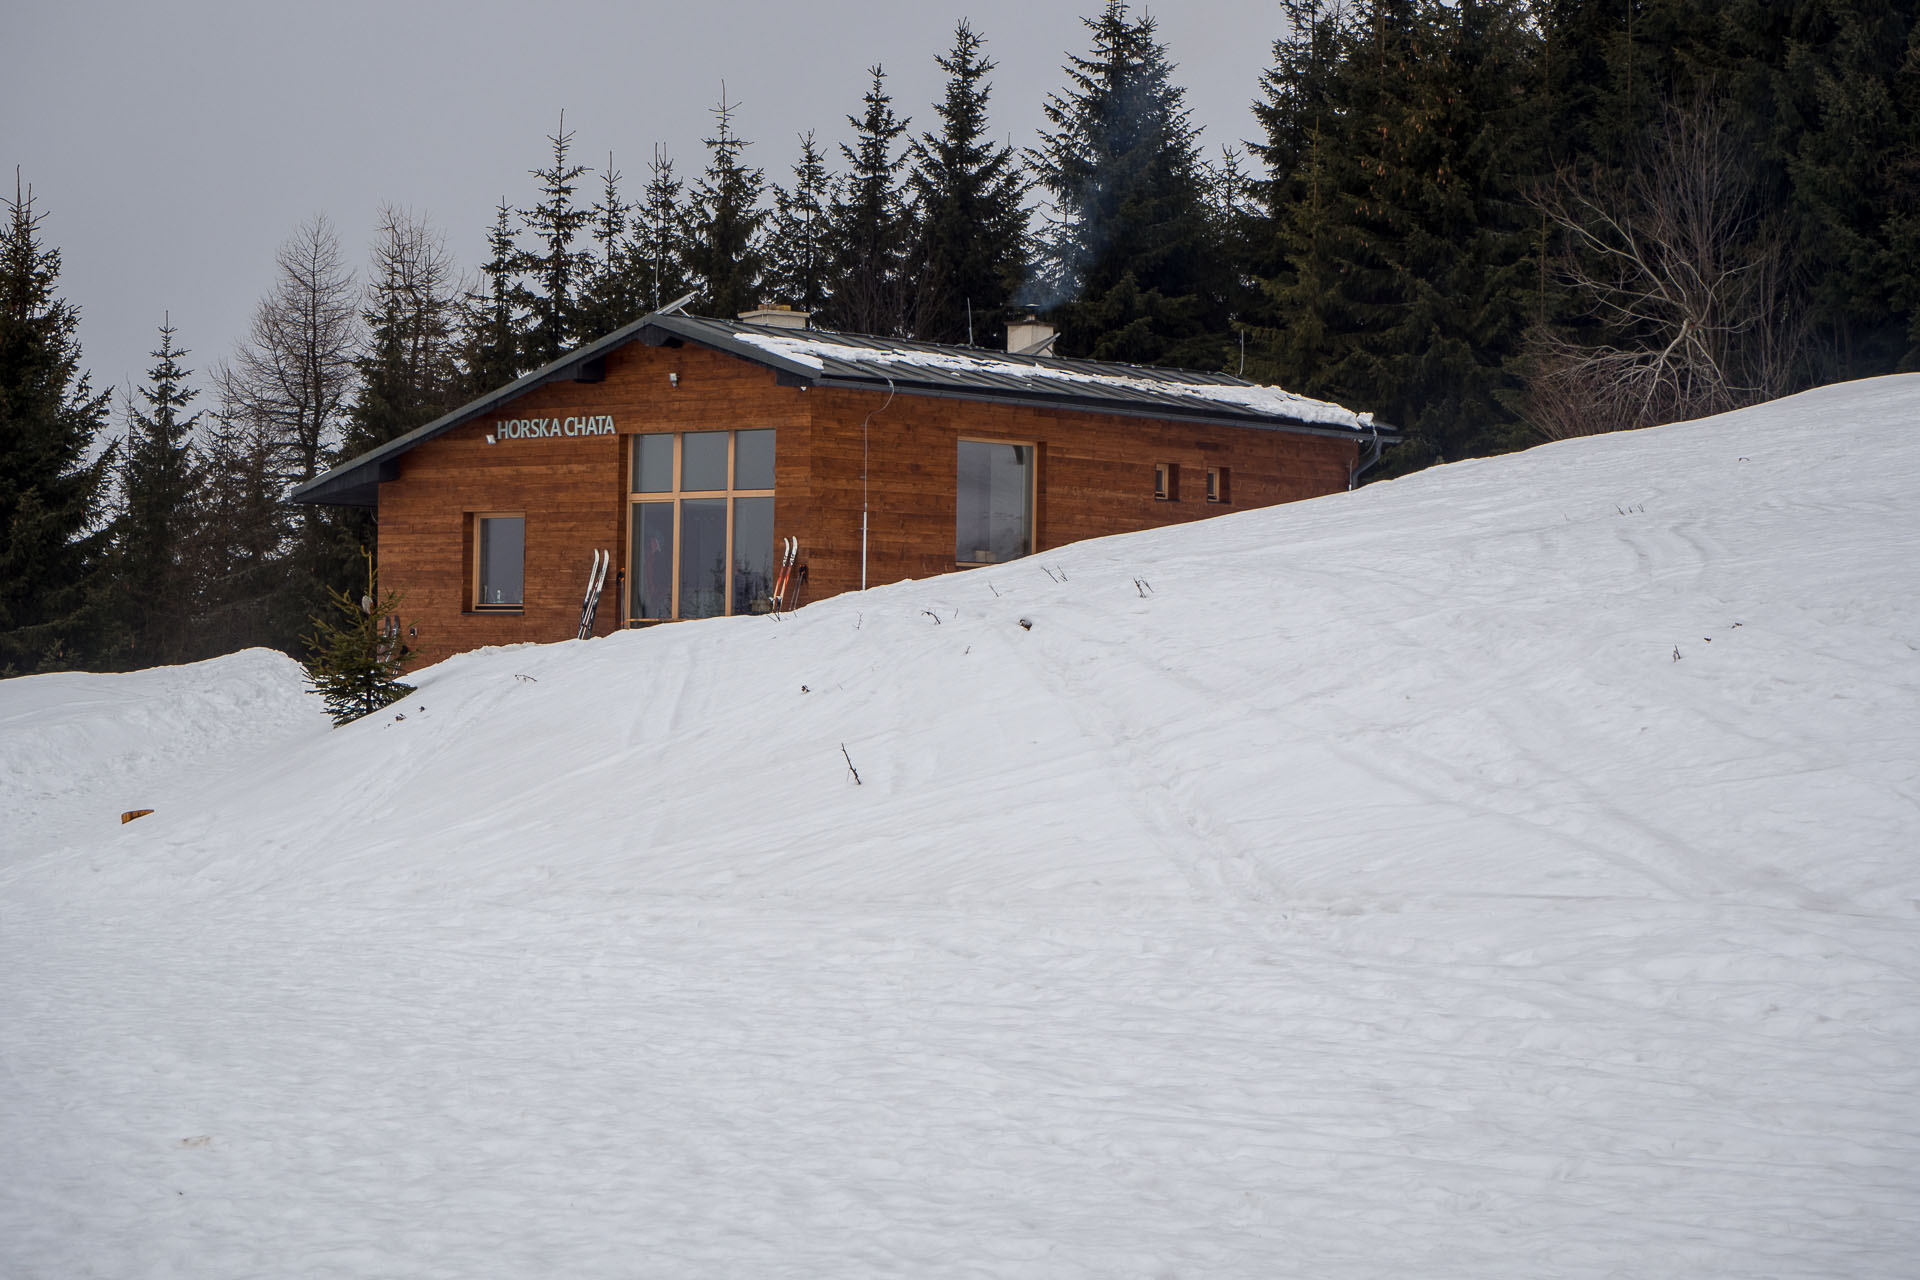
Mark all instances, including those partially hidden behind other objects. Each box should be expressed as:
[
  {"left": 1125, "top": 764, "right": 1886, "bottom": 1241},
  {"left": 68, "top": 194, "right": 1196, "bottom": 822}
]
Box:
[
  {"left": 218, "top": 215, "right": 359, "bottom": 486},
  {"left": 1528, "top": 93, "right": 1804, "bottom": 440}
]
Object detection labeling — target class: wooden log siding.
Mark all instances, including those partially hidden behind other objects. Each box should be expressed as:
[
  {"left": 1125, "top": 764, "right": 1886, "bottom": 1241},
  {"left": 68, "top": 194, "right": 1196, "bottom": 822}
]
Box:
[
  {"left": 799, "top": 386, "right": 1359, "bottom": 602},
  {"left": 375, "top": 337, "right": 1357, "bottom": 666}
]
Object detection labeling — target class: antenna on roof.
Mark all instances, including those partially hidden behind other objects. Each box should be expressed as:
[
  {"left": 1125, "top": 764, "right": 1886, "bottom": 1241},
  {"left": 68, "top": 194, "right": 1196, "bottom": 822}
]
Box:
[{"left": 656, "top": 290, "right": 697, "bottom": 316}]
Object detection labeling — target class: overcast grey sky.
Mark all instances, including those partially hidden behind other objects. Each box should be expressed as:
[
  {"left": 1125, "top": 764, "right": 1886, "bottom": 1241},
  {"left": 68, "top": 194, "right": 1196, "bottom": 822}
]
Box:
[{"left": 5, "top": 0, "right": 1286, "bottom": 412}]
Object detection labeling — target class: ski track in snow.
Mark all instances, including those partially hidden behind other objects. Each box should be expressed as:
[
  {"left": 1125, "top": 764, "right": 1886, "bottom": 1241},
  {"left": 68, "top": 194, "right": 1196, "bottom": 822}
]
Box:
[{"left": 3, "top": 377, "right": 1919, "bottom": 1277}]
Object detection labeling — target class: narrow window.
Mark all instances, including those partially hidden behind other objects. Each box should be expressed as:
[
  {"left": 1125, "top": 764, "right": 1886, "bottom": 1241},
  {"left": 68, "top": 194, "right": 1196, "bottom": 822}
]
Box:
[
  {"left": 630, "top": 502, "right": 675, "bottom": 620},
  {"left": 957, "top": 439, "right": 1035, "bottom": 565},
  {"left": 1206, "top": 466, "right": 1230, "bottom": 504},
  {"left": 474, "top": 514, "right": 525, "bottom": 609},
  {"left": 1155, "top": 463, "right": 1179, "bottom": 501}
]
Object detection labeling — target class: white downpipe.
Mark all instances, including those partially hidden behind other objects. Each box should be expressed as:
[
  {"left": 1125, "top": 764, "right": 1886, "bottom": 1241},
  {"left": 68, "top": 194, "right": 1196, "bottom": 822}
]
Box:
[{"left": 860, "top": 375, "right": 896, "bottom": 593}]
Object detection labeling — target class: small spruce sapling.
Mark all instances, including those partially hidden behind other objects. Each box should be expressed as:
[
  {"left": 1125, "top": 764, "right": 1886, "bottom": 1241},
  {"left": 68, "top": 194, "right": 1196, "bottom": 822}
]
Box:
[{"left": 302, "top": 552, "right": 415, "bottom": 725}]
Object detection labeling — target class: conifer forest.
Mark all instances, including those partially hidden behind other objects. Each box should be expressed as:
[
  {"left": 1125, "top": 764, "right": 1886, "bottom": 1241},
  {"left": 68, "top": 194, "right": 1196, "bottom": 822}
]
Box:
[{"left": 4, "top": 1, "right": 1916, "bottom": 673}]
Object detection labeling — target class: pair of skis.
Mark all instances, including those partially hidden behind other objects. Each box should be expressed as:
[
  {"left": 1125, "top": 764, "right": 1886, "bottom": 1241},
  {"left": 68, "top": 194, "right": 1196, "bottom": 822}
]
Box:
[
  {"left": 577, "top": 549, "right": 610, "bottom": 639},
  {"left": 771, "top": 537, "right": 799, "bottom": 614}
]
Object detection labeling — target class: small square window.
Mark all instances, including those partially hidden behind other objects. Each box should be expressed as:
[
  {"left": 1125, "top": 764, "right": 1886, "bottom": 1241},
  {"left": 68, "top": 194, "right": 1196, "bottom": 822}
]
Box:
[
  {"left": 1155, "top": 463, "right": 1179, "bottom": 501},
  {"left": 474, "top": 514, "right": 524, "bottom": 609},
  {"left": 1206, "top": 466, "right": 1231, "bottom": 504},
  {"left": 681, "top": 431, "right": 729, "bottom": 491},
  {"left": 734, "top": 429, "right": 776, "bottom": 489},
  {"left": 633, "top": 434, "right": 674, "bottom": 492}
]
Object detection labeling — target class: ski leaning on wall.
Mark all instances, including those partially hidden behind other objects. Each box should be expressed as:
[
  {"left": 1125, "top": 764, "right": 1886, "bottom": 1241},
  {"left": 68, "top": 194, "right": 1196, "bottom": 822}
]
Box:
[
  {"left": 771, "top": 538, "right": 798, "bottom": 614},
  {"left": 576, "top": 550, "right": 609, "bottom": 640}
]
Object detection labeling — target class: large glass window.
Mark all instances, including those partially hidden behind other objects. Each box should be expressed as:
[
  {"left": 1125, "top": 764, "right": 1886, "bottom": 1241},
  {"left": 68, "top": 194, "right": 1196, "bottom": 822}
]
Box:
[
  {"left": 956, "top": 440, "right": 1034, "bottom": 565},
  {"left": 475, "top": 514, "right": 524, "bottom": 609},
  {"left": 628, "top": 431, "right": 777, "bottom": 621}
]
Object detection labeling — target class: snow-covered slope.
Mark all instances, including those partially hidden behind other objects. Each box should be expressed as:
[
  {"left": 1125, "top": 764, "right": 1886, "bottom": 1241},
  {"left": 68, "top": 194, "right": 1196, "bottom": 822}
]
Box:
[
  {"left": 0, "top": 649, "right": 329, "bottom": 869},
  {"left": 3, "top": 377, "right": 1917, "bottom": 1278}
]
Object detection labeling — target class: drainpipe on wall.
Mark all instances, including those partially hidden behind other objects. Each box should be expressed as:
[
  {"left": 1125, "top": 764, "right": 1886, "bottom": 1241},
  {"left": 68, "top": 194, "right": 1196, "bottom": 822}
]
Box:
[
  {"left": 861, "top": 375, "right": 897, "bottom": 592},
  {"left": 1349, "top": 421, "right": 1387, "bottom": 490}
]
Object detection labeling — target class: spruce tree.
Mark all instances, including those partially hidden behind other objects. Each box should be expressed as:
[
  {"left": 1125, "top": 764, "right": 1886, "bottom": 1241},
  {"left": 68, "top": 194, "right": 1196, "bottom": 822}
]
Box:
[
  {"left": 1251, "top": 0, "right": 1540, "bottom": 470},
  {"left": 1032, "top": 1, "right": 1227, "bottom": 367},
  {"left": 1775, "top": 0, "right": 1919, "bottom": 373},
  {"left": 114, "top": 318, "right": 204, "bottom": 668},
  {"left": 517, "top": 116, "right": 593, "bottom": 365},
  {"left": 193, "top": 410, "right": 293, "bottom": 656},
  {"left": 0, "top": 177, "right": 116, "bottom": 674},
  {"left": 579, "top": 156, "right": 658, "bottom": 340},
  {"left": 350, "top": 207, "right": 463, "bottom": 458},
  {"left": 906, "top": 22, "right": 1030, "bottom": 346},
  {"left": 765, "top": 132, "right": 836, "bottom": 316},
  {"left": 825, "top": 66, "right": 914, "bottom": 336},
  {"left": 635, "top": 147, "right": 695, "bottom": 312},
  {"left": 461, "top": 200, "right": 529, "bottom": 393},
  {"left": 300, "top": 551, "right": 414, "bottom": 726},
  {"left": 683, "top": 92, "right": 767, "bottom": 318}
]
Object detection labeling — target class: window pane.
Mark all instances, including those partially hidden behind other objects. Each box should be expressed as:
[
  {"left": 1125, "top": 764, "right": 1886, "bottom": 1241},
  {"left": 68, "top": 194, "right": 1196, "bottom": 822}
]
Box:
[
  {"left": 478, "top": 516, "right": 524, "bottom": 606},
  {"left": 681, "top": 431, "right": 729, "bottom": 491},
  {"left": 732, "top": 497, "right": 775, "bottom": 614},
  {"left": 956, "top": 441, "right": 1032, "bottom": 564},
  {"left": 679, "top": 498, "right": 728, "bottom": 618},
  {"left": 734, "top": 429, "right": 775, "bottom": 489},
  {"left": 630, "top": 503, "right": 674, "bottom": 620},
  {"left": 633, "top": 434, "right": 674, "bottom": 493}
]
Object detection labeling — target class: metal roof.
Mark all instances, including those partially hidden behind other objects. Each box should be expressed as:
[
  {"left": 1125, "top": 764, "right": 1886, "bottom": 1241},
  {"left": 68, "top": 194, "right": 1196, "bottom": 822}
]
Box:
[{"left": 290, "top": 310, "right": 1392, "bottom": 507}]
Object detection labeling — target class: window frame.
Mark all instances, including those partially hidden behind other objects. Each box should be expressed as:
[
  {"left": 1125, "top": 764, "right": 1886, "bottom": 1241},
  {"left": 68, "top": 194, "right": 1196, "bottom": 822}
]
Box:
[
  {"left": 626, "top": 430, "right": 777, "bottom": 622},
  {"left": 1206, "top": 465, "right": 1231, "bottom": 504},
  {"left": 470, "top": 511, "right": 526, "bottom": 612},
  {"left": 1154, "top": 462, "right": 1179, "bottom": 502},
  {"left": 955, "top": 435, "right": 1039, "bottom": 568}
]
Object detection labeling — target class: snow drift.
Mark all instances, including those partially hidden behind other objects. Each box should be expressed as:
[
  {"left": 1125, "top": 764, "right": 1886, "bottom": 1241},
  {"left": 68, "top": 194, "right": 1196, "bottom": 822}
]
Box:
[{"left": 3, "top": 377, "right": 1917, "bottom": 1278}]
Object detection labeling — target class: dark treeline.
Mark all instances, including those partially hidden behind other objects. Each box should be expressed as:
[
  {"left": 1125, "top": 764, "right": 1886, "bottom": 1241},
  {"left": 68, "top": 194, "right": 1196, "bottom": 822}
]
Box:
[{"left": 4, "top": 2, "right": 1915, "bottom": 673}]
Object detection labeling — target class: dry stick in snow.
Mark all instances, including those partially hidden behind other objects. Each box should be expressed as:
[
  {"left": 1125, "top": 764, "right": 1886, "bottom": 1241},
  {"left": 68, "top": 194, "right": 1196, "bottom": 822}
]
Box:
[{"left": 841, "top": 744, "right": 862, "bottom": 786}]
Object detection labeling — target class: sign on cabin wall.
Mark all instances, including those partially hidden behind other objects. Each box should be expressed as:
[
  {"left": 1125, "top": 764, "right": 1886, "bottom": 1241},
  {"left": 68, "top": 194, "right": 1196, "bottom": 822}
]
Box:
[{"left": 491, "top": 415, "right": 616, "bottom": 441}]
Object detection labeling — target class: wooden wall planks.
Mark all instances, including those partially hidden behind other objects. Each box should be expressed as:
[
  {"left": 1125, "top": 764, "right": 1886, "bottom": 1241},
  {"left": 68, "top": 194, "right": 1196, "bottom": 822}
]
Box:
[{"left": 377, "top": 335, "right": 1359, "bottom": 665}]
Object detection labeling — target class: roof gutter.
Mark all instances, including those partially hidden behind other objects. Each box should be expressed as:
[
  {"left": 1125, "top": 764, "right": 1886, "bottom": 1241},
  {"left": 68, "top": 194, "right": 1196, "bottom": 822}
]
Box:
[{"left": 1349, "top": 423, "right": 1391, "bottom": 489}]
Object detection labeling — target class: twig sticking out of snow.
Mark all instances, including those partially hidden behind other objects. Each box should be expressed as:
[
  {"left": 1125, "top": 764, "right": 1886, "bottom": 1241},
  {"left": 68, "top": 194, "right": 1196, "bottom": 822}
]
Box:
[
  {"left": 922, "top": 610, "right": 943, "bottom": 625},
  {"left": 841, "top": 744, "right": 862, "bottom": 786},
  {"left": 1134, "top": 577, "right": 1154, "bottom": 597}
]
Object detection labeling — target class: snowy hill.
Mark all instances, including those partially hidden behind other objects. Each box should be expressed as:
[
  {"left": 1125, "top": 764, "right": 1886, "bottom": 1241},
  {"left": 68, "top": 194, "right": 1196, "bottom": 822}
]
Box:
[
  {"left": 0, "top": 649, "right": 329, "bottom": 869},
  {"left": 4, "top": 377, "right": 1918, "bottom": 1278}
]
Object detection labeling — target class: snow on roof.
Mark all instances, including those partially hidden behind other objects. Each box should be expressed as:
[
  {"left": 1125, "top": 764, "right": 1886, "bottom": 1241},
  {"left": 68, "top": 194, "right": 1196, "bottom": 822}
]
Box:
[{"left": 726, "top": 329, "right": 1374, "bottom": 431}]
